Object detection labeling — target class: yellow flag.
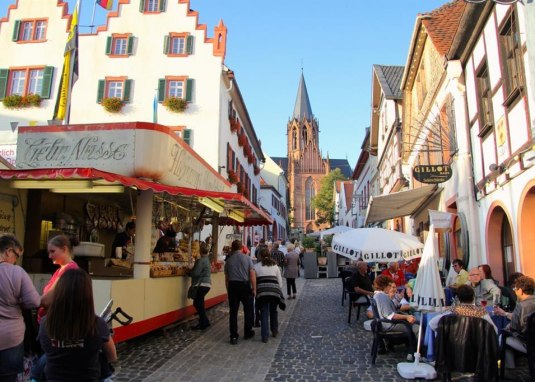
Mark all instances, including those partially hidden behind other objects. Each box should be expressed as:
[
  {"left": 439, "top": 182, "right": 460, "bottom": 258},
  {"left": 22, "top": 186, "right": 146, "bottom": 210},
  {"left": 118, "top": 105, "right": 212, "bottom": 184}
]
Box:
[{"left": 53, "top": 2, "right": 79, "bottom": 121}]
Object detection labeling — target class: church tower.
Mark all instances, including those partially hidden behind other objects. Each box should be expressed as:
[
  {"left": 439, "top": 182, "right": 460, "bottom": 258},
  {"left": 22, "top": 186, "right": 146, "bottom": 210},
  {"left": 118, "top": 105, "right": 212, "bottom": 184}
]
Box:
[{"left": 287, "top": 73, "right": 329, "bottom": 233}]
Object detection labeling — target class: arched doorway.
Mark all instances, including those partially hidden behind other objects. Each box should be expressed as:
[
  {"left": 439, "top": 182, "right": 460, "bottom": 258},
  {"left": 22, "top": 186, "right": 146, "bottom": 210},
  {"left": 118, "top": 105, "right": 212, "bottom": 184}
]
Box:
[
  {"left": 519, "top": 184, "right": 535, "bottom": 276},
  {"left": 487, "top": 205, "right": 514, "bottom": 286}
]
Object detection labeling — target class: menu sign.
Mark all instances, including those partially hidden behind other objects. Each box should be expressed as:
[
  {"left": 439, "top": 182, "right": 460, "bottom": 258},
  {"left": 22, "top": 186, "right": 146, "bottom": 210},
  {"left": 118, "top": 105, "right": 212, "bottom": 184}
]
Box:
[
  {"left": 412, "top": 165, "right": 452, "bottom": 184},
  {"left": 0, "top": 201, "right": 15, "bottom": 234}
]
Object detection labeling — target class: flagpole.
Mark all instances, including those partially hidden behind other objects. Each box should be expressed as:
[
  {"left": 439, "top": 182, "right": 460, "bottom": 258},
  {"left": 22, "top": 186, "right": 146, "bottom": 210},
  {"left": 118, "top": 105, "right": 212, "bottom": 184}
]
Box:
[
  {"left": 90, "top": 0, "right": 97, "bottom": 33},
  {"left": 64, "top": 0, "right": 81, "bottom": 125}
]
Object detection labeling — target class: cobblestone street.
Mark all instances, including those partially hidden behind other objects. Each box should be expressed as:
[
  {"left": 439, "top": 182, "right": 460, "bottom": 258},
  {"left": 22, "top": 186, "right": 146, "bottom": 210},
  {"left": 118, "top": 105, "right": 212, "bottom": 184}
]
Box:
[{"left": 112, "top": 277, "right": 531, "bottom": 381}]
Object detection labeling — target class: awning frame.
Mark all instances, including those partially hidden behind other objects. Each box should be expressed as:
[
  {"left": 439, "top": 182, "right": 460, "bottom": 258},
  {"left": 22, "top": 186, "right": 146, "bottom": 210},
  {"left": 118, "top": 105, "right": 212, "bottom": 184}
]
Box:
[{"left": 0, "top": 167, "right": 273, "bottom": 226}]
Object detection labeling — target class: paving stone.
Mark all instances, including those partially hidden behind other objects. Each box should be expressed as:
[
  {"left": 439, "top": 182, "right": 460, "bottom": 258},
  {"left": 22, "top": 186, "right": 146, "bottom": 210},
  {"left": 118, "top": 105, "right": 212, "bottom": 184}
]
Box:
[{"left": 113, "top": 276, "right": 532, "bottom": 381}]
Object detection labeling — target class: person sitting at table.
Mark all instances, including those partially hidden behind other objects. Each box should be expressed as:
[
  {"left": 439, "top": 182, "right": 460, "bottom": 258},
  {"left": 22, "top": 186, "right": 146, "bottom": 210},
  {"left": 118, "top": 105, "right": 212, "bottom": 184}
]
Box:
[
  {"left": 429, "top": 285, "right": 497, "bottom": 334},
  {"left": 349, "top": 261, "right": 374, "bottom": 303},
  {"left": 373, "top": 275, "right": 419, "bottom": 361},
  {"left": 478, "top": 264, "right": 500, "bottom": 286},
  {"left": 381, "top": 262, "right": 405, "bottom": 287},
  {"left": 500, "top": 272, "right": 524, "bottom": 311},
  {"left": 493, "top": 275, "right": 535, "bottom": 368},
  {"left": 466, "top": 267, "right": 501, "bottom": 306},
  {"left": 366, "top": 280, "right": 410, "bottom": 319},
  {"left": 447, "top": 259, "right": 469, "bottom": 290}
]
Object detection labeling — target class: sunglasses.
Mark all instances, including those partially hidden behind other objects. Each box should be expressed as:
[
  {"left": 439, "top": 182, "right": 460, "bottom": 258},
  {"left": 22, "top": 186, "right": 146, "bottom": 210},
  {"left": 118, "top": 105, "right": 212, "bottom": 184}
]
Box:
[{"left": 10, "top": 248, "right": 22, "bottom": 259}]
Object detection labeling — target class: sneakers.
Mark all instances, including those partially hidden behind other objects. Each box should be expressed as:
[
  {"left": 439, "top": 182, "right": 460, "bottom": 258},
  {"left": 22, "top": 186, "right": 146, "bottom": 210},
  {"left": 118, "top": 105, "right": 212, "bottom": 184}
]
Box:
[
  {"left": 230, "top": 337, "right": 238, "bottom": 345},
  {"left": 243, "top": 330, "right": 255, "bottom": 340},
  {"left": 262, "top": 337, "right": 268, "bottom": 343}
]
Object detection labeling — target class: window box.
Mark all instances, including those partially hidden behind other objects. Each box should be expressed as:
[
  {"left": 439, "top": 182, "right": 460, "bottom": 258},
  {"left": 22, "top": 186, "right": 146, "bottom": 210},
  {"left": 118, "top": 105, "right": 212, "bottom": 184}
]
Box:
[
  {"left": 230, "top": 118, "right": 239, "bottom": 133},
  {"left": 101, "top": 97, "right": 124, "bottom": 113},
  {"left": 2, "top": 93, "right": 41, "bottom": 109},
  {"left": 163, "top": 96, "right": 187, "bottom": 112},
  {"left": 238, "top": 133, "right": 246, "bottom": 147},
  {"left": 228, "top": 170, "right": 238, "bottom": 184}
]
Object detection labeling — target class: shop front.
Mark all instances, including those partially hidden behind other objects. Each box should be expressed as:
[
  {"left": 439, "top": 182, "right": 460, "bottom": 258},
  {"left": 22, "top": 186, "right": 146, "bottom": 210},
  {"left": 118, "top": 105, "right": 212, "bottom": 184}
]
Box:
[{"left": 0, "top": 122, "right": 272, "bottom": 342}]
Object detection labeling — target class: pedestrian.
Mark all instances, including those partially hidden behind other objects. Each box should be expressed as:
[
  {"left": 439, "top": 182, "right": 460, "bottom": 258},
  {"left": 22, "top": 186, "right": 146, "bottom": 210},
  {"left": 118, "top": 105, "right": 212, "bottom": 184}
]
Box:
[
  {"left": 189, "top": 243, "right": 212, "bottom": 330},
  {"left": 254, "top": 248, "right": 284, "bottom": 343},
  {"left": 283, "top": 244, "right": 300, "bottom": 299},
  {"left": 38, "top": 268, "right": 117, "bottom": 381},
  {"left": 224, "top": 240, "right": 256, "bottom": 345},
  {"left": 0, "top": 235, "right": 41, "bottom": 382},
  {"left": 270, "top": 242, "right": 285, "bottom": 273}
]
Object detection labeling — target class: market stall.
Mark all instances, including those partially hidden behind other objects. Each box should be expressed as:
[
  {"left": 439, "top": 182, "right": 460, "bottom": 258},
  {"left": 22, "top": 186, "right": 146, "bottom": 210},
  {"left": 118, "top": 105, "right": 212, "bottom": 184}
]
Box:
[{"left": 0, "top": 122, "right": 272, "bottom": 342}]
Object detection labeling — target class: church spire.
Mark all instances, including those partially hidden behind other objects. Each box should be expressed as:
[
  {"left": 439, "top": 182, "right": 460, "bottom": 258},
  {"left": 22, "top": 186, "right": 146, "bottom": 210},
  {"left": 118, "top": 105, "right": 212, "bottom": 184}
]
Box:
[{"left": 292, "top": 72, "right": 313, "bottom": 121}]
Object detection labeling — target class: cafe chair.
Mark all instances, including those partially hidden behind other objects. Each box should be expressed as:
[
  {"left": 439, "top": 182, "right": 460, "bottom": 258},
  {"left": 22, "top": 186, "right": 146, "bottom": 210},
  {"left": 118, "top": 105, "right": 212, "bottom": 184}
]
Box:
[
  {"left": 340, "top": 269, "right": 353, "bottom": 306},
  {"left": 435, "top": 314, "right": 499, "bottom": 382},
  {"left": 499, "top": 311, "right": 535, "bottom": 380},
  {"left": 345, "top": 277, "right": 370, "bottom": 324},
  {"left": 369, "top": 299, "right": 413, "bottom": 365}
]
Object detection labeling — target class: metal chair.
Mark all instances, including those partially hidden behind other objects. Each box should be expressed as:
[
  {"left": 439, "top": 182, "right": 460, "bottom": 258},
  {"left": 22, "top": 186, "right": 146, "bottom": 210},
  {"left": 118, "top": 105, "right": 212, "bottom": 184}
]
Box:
[
  {"left": 340, "top": 269, "right": 353, "bottom": 306},
  {"left": 500, "top": 311, "right": 535, "bottom": 380},
  {"left": 369, "top": 298, "right": 413, "bottom": 365},
  {"left": 345, "top": 276, "right": 370, "bottom": 324}
]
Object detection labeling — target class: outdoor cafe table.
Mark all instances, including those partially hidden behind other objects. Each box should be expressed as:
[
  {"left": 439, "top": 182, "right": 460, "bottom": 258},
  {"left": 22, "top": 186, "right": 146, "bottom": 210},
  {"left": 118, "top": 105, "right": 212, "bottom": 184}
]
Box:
[{"left": 421, "top": 307, "right": 510, "bottom": 362}]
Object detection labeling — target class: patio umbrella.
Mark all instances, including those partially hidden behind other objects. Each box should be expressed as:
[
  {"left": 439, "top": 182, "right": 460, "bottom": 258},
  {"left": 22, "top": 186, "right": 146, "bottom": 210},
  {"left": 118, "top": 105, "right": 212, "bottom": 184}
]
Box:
[
  {"left": 331, "top": 227, "right": 424, "bottom": 262},
  {"left": 318, "top": 225, "right": 352, "bottom": 239},
  {"left": 409, "top": 225, "right": 446, "bottom": 311}
]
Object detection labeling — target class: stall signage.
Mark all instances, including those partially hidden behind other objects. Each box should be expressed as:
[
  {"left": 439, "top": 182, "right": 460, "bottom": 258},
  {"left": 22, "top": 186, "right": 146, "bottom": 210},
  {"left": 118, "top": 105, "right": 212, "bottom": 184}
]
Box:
[
  {"left": 0, "top": 202, "right": 15, "bottom": 234},
  {"left": 0, "top": 145, "right": 17, "bottom": 167},
  {"left": 16, "top": 131, "right": 134, "bottom": 173},
  {"left": 412, "top": 165, "right": 452, "bottom": 184}
]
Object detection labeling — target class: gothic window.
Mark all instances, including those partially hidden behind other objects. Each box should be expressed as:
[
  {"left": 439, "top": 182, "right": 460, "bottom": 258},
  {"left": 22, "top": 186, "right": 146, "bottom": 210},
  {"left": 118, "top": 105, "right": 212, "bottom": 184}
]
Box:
[
  {"left": 305, "top": 177, "right": 315, "bottom": 220},
  {"left": 292, "top": 128, "right": 297, "bottom": 149},
  {"left": 302, "top": 127, "right": 308, "bottom": 144}
]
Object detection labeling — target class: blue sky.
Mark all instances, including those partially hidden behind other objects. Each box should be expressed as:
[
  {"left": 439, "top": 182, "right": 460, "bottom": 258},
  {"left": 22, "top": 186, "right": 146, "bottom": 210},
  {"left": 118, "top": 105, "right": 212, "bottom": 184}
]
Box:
[{"left": 0, "top": 0, "right": 448, "bottom": 169}]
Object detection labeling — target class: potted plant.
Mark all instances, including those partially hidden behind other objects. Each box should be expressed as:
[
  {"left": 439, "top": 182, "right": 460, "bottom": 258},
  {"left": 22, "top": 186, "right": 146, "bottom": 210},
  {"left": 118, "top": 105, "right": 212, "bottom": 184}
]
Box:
[
  {"left": 229, "top": 117, "right": 239, "bottom": 133},
  {"left": 238, "top": 132, "right": 246, "bottom": 147},
  {"left": 323, "top": 234, "right": 333, "bottom": 251},
  {"left": 253, "top": 165, "right": 260, "bottom": 176},
  {"left": 227, "top": 170, "right": 238, "bottom": 184},
  {"left": 316, "top": 243, "right": 327, "bottom": 266},
  {"left": 2, "top": 93, "right": 41, "bottom": 108},
  {"left": 302, "top": 236, "right": 316, "bottom": 253},
  {"left": 101, "top": 97, "right": 124, "bottom": 113},
  {"left": 163, "top": 97, "right": 188, "bottom": 113}
]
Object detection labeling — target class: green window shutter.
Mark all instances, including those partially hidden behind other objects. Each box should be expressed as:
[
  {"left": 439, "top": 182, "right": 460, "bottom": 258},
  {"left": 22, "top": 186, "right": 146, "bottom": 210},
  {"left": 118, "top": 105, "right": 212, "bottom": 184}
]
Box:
[
  {"left": 158, "top": 79, "right": 166, "bottom": 102},
  {"left": 139, "top": 0, "right": 145, "bottom": 12},
  {"left": 40, "top": 66, "right": 54, "bottom": 99},
  {"left": 123, "top": 79, "right": 132, "bottom": 102},
  {"left": 163, "top": 35, "right": 170, "bottom": 54},
  {"left": 97, "top": 80, "right": 105, "bottom": 102},
  {"left": 0, "top": 69, "right": 9, "bottom": 99},
  {"left": 186, "top": 35, "right": 194, "bottom": 54},
  {"left": 185, "top": 78, "right": 194, "bottom": 102},
  {"left": 105, "top": 36, "right": 112, "bottom": 55},
  {"left": 183, "top": 129, "right": 192, "bottom": 146},
  {"left": 12, "top": 20, "right": 20, "bottom": 41},
  {"left": 159, "top": 0, "right": 167, "bottom": 12},
  {"left": 127, "top": 36, "right": 134, "bottom": 55}
]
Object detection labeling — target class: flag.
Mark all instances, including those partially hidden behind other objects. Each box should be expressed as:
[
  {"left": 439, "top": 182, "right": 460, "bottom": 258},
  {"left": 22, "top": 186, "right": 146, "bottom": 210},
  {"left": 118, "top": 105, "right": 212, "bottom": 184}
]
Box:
[
  {"left": 96, "top": 0, "right": 114, "bottom": 10},
  {"left": 53, "top": 1, "right": 79, "bottom": 122}
]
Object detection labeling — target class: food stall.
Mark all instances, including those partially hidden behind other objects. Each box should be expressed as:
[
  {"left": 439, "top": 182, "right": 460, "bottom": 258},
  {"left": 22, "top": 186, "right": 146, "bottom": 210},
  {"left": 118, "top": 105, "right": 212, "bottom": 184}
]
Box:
[{"left": 0, "top": 122, "right": 272, "bottom": 342}]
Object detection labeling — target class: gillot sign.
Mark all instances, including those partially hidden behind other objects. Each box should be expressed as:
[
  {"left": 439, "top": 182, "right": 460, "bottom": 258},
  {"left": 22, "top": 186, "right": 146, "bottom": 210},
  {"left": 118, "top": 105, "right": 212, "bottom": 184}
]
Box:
[{"left": 332, "top": 243, "right": 423, "bottom": 262}]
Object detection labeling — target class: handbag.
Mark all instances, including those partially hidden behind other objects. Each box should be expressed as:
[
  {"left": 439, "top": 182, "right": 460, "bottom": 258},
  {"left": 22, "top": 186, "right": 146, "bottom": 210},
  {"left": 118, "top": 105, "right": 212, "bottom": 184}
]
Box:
[{"left": 187, "top": 285, "right": 198, "bottom": 299}]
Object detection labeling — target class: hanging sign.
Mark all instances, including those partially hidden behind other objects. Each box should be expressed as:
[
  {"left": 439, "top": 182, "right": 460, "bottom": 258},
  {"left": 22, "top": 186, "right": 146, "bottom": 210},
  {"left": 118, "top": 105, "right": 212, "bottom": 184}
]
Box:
[{"left": 413, "top": 164, "right": 452, "bottom": 184}]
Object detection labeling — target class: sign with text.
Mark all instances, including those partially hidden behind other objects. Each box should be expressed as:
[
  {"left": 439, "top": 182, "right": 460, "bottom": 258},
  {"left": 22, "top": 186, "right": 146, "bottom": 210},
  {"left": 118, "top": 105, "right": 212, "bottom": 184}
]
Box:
[
  {"left": 16, "top": 123, "right": 229, "bottom": 192},
  {"left": 0, "top": 201, "right": 15, "bottom": 234},
  {"left": 412, "top": 164, "right": 452, "bottom": 184},
  {"left": 0, "top": 145, "right": 17, "bottom": 167}
]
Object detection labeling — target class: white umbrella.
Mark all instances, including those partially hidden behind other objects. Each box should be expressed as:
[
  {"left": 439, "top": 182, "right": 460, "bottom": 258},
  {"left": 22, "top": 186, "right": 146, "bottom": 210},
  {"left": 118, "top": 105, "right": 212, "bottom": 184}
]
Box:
[
  {"left": 331, "top": 227, "right": 424, "bottom": 262},
  {"left": 319, "top": 225, "right": 352, "bottom": 239},
  {"left": 398, "top": 224, "right": 444, "bottom": 380},
  {"left": 409, "top": 225, "right": 446, "bottom": 312}
]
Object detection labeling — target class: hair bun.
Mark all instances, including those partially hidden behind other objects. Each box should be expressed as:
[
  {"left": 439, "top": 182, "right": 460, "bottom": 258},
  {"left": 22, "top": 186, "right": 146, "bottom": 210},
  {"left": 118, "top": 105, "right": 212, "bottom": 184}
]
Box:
[{"left": 70, "top": 236, "right": 80, "bottom": 247}]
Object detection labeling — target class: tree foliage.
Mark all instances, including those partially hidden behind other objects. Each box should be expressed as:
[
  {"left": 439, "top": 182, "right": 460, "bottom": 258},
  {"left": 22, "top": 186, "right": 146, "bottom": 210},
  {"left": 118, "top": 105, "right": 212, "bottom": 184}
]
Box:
[{"left": 313, "top": 168, "right": 347, "bottom": 225}]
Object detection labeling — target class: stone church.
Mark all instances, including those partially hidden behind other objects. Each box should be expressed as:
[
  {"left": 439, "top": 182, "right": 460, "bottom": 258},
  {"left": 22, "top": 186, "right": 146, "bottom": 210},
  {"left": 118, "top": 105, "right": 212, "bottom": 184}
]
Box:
[{"left": 272, "top": 73, "right": 352, "bottom": 234}]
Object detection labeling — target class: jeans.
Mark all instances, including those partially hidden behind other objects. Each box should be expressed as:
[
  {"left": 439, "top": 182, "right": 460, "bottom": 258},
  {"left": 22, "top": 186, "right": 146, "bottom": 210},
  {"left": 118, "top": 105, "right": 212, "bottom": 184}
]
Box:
[
  {"left": 0, "top": 342, "right": 23, "bottom": 382},
  {"left": 259, "top": 298, "right": 279, "bottom": 340},
  {"left": 30, "top": 354, "right": 46, "bottom": 381},
  {"left": 193, "top": 286, "right": 211, "bottom": 327},
  {"left": 228, "top": 281, "right": 254, "bottom": 339}
]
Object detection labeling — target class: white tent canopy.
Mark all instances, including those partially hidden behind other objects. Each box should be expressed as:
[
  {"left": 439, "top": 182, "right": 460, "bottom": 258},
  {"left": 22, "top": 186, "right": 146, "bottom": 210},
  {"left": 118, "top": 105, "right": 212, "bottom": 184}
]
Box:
[
  {"left": 309, "top": 225, "right": 352, "bottom": 239},
  {"left": 331, "top": 228, "right": 424, "bottom": 262}
]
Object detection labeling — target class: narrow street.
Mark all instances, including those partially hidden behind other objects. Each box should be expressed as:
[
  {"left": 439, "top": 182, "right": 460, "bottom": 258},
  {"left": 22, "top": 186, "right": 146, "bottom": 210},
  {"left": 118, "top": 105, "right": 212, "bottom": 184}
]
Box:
[{"left": 111, "top": 277, "right": 531, "bottom": 382}]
